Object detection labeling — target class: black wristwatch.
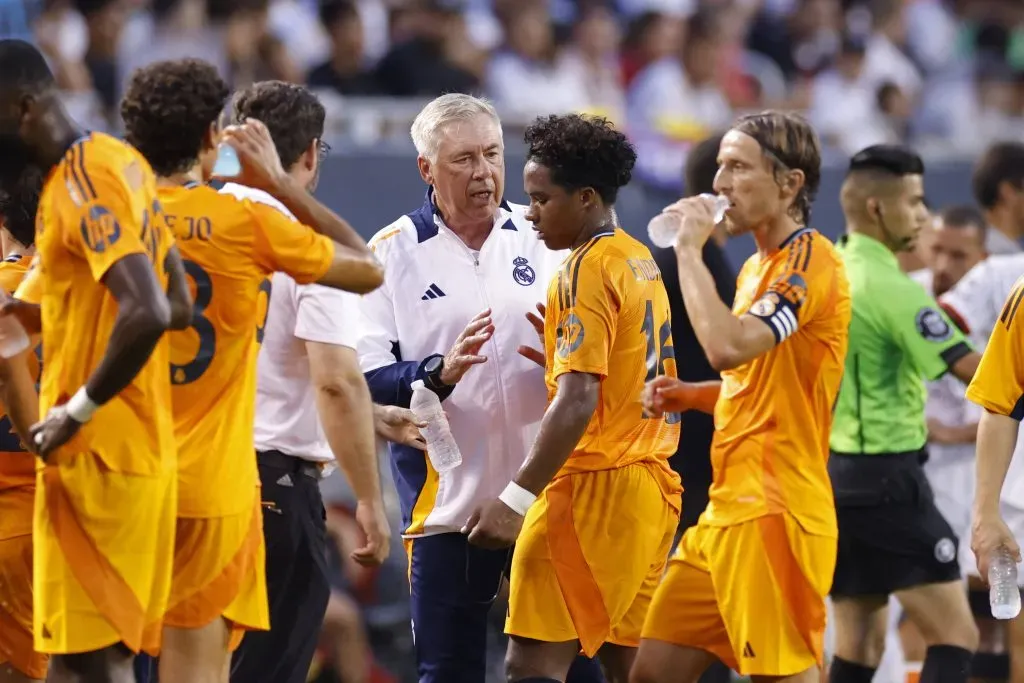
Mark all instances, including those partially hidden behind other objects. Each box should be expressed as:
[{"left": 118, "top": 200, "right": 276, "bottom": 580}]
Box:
[{"left": 423, "top": 355, "right": 448, "bottom": 391}]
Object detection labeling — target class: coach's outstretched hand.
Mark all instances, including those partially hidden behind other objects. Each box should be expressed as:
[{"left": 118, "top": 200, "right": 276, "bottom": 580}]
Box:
[
  {"left": 463, "top": 498, "right": 523, "bottom": 549},
  {"left": 440, "top": 309, "right": 493, "bottom": 385},
  {"left": 517, "top": 302, "right": 546, "bottom": 368},
  {"left": 30, "top": 404, "right": 81, "bottom": 459}
]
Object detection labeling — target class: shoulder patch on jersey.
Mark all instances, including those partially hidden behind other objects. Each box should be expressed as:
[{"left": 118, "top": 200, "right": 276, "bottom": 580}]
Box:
[
  {"left": 771, "top": 271, "right": 808, "bottom": 309},
  {"left": 915, "top": 306, "right": 953, "bottom": 342},
  {"left": 369, "top": 228, "right": 402, "bottom": 251},
  {"left": 80, "top": 205, "right": 122, "bottom": 253},
  {"left": 512, "top": 256, "right": 536, "bottom": 286},
  {"left": 556, "top": 310, "right": 585, "bottom": 359}
]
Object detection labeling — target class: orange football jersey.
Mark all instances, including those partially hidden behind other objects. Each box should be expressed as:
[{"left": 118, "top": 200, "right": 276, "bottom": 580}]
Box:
[
  {"left": 966, "top": 276, "right": 1024, "bottom": 418},
  {"left": 704, "top": 229, "right": 850, "bottom": 536},
  {"left": 14, "top": 133, "right": 176, "bottom": 477},
  {"left": 543, "top": 229, "right": 681, "bottom": 501},
  {"left": 161, "top": 182, "right": 334, "bottom": 517},
  {"left": 0, "top": 255, "right": 38, "bottom": 495}
]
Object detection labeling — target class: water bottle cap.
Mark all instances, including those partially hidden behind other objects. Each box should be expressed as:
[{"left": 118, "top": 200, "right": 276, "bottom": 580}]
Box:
[{"left": 411, "top": 380, "right": 425, "bottom": 390}]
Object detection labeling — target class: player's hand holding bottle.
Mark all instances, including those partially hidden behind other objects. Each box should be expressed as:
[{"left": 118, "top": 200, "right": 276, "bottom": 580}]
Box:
[
  {"left": 214, "top": 118, "right": 289, "bottom": 196},
  {"left": 973, "top": 511, "right": 1021, "bottom": 580},
  {"left": 661, "top": 195, "right": 721, "bottom": 250}
]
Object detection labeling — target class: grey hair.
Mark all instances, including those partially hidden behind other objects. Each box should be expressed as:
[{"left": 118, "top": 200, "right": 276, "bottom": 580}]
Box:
[{"left": 410, "top": 93, "right": 503, "bottom": 162}]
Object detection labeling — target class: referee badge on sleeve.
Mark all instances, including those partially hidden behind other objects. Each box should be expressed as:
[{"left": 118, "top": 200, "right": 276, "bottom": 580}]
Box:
[{"left": 915, "top": 307, "right": 953, "bottom": 342}]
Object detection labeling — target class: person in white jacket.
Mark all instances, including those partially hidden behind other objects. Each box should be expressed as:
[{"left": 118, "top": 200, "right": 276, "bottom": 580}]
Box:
[{"left": 350, "top": 93, "right": 603, "bottom": 683}]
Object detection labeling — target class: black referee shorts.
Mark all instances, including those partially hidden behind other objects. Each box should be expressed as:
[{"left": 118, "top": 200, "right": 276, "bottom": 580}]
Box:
[
  {"left": 230, "top": 451, "right": 331, "bottom": 683},
  {"left": 829, "top": 450, "right": 961, "bottom": 598}
]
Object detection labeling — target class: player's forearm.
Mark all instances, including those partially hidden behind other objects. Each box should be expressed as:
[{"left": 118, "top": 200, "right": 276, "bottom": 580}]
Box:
[
  {"left": 927, "top": 417, "right": 978, "bottom": 444},
  {"left": 973, "top": 410, "right": 1019, "bottom": 517},
  {"left": 674, "top": 247, "right": 743, "bottom": 365},
  {"left": 514, "top": 390, "right": 596, "bottom": 495},
  {"left": 273, "top": 175, "right": 373, "bottom": 257},
  {"left": 87, "top": 301, "right": 169, "bottom": 405},
  {"left": 688, "top": 380, "right": 722, "bottom": 415},
  {"left": 317, "top": 379, "right": 383, "bottom": 505},
  {"left": 0, "top": 353, "right": 37, "bottom": 445}
]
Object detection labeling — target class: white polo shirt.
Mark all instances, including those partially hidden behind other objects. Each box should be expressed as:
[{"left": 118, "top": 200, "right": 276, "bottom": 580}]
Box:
[{"left": 220, "top": 181, "right": 351, "bottom": 463}]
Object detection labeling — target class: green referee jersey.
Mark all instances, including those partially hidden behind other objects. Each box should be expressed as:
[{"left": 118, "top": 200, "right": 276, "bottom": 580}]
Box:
[{"left": 830, "top": 233, "right": 974, "bottom": 455}]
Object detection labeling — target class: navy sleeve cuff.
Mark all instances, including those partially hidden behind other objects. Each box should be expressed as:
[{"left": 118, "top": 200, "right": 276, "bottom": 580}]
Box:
[{"left": 364, "top": 354, "right": 455, "bottom": 408}]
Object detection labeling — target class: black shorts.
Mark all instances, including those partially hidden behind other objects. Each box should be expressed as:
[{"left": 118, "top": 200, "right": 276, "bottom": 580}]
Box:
[{"left": 829, "top": 450, "right": 961, "bottom": 598}]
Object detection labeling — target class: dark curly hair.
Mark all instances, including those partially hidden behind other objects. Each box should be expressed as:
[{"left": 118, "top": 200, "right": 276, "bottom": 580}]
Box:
[
  {"left": 121, "top": 59, "right": 230, "bottom": 177},
  {"left": 0, "top": 164, "right": 43, "bottom": 247},
  {"left": 232, "top": 81, "right": 325, "bottom": 170},
  {"left": 524, "top": 114, "right": 636, "bottom": 205}
]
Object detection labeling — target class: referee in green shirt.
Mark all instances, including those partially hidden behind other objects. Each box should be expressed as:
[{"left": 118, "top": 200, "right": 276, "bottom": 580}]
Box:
[{"left": 828, "top": 146, "right": 983, "bottom": 683}]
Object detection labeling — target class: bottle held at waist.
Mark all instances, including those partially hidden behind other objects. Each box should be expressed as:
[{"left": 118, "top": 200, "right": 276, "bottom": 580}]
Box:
[{"left": 410, "top": 380, "right": 462, "bottom": 473}]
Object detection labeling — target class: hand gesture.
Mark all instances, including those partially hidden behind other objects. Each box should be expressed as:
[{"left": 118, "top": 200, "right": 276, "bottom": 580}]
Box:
[
  {"left": 662, "top": 195, "right": 718, "bottom": 250},
  {"left": 30, "top": 404, "right": 82, "bottom": 460},
  {"left": 973, "top": 511, "right": 1022, "bottom": 581},
  {"left": 374, "top": 405, "right": 427, "bottom": 449},
  {"left": 517, "top": 302, "right": 546, "bottom": 368},
  {"left": 641, "top": 376, "right": 692, "bottom": 417},
  {"left": 214, "top": 118, "right": 288, "bottom": 195},
  {"left": 351, "top": 499, "right": 391, "bottom": 566},
  {"left": 462, "top": 498, "right": 524, "bottom": 549},
  {"left": 0, "top": 295, "right": 40, "bottom": 335},
  {"left": 440, "top": 309, "right": 494, "bottom": 385}
]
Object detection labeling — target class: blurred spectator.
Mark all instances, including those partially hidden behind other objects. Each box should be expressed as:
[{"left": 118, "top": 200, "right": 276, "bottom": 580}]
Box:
[
  {"left": 619, "top": 11, "right": 682, "bottom": 86},
  {"left": 860, "top": 0, "right": 924, "bottom": 99},
  {"left": 74, "top": 0, "right": 130, "bottom": 118},
  {"left": 308, "top": 0, "right": 381, "bottom": 95},
  {"left": 746, "top": 0, "right": 843, "bottom": 82},
  {"left": 374, "top": 0, "right": 479, "bottom": 97},
  {"left": 627, "top": 7, "right": 731, "bottom": 188},
  {"left": 485, "top": 0, "right": 589, "bottom": 119},
  {"left": 550, "top": 0, "right": 626, "bottom": 123},
  {"left": 876, "top": 81, "right": 914, "bottom": 140},
  {"left": 809, "top": 34, "right": 893, "bottom": 153}
]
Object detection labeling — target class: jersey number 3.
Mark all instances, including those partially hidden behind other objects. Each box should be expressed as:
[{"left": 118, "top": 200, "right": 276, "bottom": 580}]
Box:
[
  {"left": 642, "top": 299, "right": 681, "bottom": 424},
  {"left": 170, "top": 260, "right": 272, "bottom": 385}
]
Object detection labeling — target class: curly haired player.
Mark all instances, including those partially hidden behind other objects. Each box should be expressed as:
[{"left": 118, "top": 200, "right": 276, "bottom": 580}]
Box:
[
  {"left": 121, "top": 58, "right": 383, "bottom": 683},
  {"left": 463, "top": 113, "right": 682, "bottom": 683}
]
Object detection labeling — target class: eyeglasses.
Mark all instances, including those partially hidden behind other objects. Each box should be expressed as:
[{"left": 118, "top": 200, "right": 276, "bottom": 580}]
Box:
[{"left": 317, "top": 139, "right": 331, "bottom": 163}]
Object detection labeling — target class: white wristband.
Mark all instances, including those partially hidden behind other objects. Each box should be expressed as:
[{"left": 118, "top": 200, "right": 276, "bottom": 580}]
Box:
[
  {"left": 65, "top": 387, "right": 99, "bottom": 424},
  {"left": 498, "top": 481, "right": 536, "bottom": 517}
]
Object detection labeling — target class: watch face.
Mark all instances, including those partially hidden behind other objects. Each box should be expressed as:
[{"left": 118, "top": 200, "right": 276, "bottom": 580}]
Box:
[{"left": 425, "top": 356, "right": 443, "bottom": 375}]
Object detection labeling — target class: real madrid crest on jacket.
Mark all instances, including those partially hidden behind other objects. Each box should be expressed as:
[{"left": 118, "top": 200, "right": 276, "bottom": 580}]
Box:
[{"left": 348, "top": 188, "right": 568, "bottom": 537}]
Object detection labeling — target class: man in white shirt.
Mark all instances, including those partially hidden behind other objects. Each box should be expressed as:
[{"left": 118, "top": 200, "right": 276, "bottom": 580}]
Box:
[
  {"left": 971, "top": 142, "right": 1024, "bottom": 255},
  {"left": 349, "top": 93, "right": 602, "bottom": 683},
  {"left": 220, "top": 81, "right": 392, "bottom": 683}
]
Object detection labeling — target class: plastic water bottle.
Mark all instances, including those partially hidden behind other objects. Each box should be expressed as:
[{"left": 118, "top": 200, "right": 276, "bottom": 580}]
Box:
[
  {"left": 0, "top": 315, "right": 29, "bottom": 359},
  {"left": 647, "top": 193, "right": 730, "bottom": 249},
  {"left": 410, "top": 380, "right": 462, "bottom": 473},
  {"left": 211, "top": 143, "right": 241, "bottom": 178},
  {"left": 988, "top": 546, "right": 1022, "bottom": 619}
]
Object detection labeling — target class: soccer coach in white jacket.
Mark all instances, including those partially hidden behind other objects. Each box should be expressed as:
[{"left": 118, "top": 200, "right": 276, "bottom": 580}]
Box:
[{"left": 350, "top": 94, "right": 601, "bottom": 683}]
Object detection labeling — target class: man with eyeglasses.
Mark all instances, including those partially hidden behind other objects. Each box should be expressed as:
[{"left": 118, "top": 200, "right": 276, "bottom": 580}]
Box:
[{"left": 209, "top": 81, "right": 393, "bottom": 683}]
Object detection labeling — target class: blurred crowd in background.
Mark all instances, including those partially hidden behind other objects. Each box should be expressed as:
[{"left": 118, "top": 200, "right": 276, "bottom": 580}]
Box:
[{"left": 2, "top": 0, "right": 1021, "bottom": 188}]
